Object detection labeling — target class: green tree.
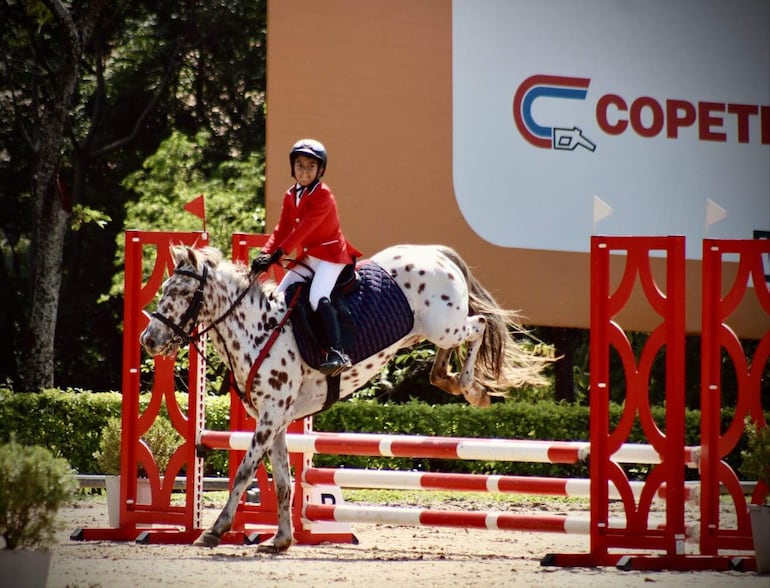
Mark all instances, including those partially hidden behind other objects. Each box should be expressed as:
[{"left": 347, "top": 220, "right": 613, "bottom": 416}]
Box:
[
  {"left": 3, "top": 0, "right": 110, "bottom": 391},
  {"left": 0, "top": 0, "right": 266, "bottom": 391},
  {"left": 113, "top": 129, "right": 265, "bottom": 298},
  {"left": 115, "top": 130, "right": 265, "bottom": 395}
]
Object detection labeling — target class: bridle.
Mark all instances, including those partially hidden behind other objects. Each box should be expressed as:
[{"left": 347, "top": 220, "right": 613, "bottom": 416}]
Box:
[
  {"left": 150, "top": 266, "right": 211, "bottom": 345},
  {"left": 151, "top": 257, "right": 310, "bottom": 343},
  {"left": 150, "top": 261, "right": 301, "bottom": 405},
  {"left": 152, "top": 262, "right": 265, "bottom": 347},
  {"left": 151, "top": 264, "right": 248, "bottom": 399}
]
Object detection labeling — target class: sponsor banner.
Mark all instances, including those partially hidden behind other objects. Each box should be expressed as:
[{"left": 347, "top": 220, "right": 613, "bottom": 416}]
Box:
[{"left": 452, "top": 0, "right": 769, "bottom": 258}]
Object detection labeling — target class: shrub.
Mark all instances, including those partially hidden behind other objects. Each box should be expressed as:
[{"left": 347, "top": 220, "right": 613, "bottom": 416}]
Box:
[
  {"left": 141, "top": 417, "right": 182, "bottom": 475},
  {"left": 94, "top": 416, "right": 183, "bottom": 476},
  {"left": 94, "top": 417, "right": 122, "bottom": 475},
  {"left": 0, "top": 439, "right": 78, "bottom": 549},
  {"left": 741, "top": 417, "right": 770, "bottom": 505}
]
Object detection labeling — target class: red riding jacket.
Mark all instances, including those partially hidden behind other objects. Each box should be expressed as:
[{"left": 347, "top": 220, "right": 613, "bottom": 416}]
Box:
[{"left": 262, "top": 181, "right": 362, "bottom": 264}]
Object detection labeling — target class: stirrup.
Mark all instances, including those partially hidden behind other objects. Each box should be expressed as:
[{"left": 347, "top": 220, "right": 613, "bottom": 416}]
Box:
[{"left": 319, "top": 349, "right": 352, "bottom": 376}]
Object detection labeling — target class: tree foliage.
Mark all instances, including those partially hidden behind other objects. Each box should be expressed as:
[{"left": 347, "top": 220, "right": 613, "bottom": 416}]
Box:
[
  {"left": 110, "top": 129, "right": 266, "bottom": 396},
  {"left": 0, "top": 0, "right": 267, "bottom": 391},
  {"left": 112, "top": 129, "right": 265, "bottom": 298}
]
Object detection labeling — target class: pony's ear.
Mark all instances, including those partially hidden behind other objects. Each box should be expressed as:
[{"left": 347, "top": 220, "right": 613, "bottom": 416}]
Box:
[
  {"left": 170, "top": 245, "right": 186, "bottom": 266},
  {"left": 185, "top": 246, "right": 199, "bottom": 269},
  {"left": 169, "top": 245, "right": 199, "bottom": 269}
]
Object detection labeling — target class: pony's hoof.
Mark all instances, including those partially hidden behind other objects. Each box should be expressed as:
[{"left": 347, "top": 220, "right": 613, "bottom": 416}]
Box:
[
  {"left": 194, "top": 532, "right": 221, "bottom": 548},
  {"left": 257, "top": 540, "right": 291, "bottom": 554}
]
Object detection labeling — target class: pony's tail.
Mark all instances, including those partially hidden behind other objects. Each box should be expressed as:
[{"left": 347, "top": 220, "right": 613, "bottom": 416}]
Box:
[{"left": 436, "top": 246, "right": 551, "bottom": 395}]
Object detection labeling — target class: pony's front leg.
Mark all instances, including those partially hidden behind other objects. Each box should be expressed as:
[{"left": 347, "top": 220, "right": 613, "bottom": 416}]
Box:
[
  {"left": 194, "top": 425, "right": 275, "bottom": 548},
  {"left": 259, "top": 430, "right": 292, "bottom": 554}
]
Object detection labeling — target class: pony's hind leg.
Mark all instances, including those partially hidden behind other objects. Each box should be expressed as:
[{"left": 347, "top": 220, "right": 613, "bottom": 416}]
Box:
[
  {"left": 429, "top": 315, "right": 491, "bottom": 407},
  {"left": 194, "top": 424, "right": 276, "bottom": 548},
  {"left": 261, "top": 430, "right": 293, "bottom": 553},
  {"left": 456, "top": 315, "right": 491, "bottom": 407},
  {"left": 430, "top": 347, "right": 463, "bottom": 396}
]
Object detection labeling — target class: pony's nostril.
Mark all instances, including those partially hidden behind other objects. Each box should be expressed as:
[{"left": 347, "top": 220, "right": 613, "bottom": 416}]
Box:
[{"left": 140, "top": 331, "right": 154, "bottom": 349}]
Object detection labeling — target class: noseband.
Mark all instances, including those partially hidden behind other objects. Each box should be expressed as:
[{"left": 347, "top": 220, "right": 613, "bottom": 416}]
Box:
[{"left": 151, "top": 266, "right": 209, "bottom": 345}]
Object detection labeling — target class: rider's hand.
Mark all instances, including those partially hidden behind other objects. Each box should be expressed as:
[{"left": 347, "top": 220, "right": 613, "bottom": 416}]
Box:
[{"left": 250, "top": 248, "right": 283, "bottom": 275}]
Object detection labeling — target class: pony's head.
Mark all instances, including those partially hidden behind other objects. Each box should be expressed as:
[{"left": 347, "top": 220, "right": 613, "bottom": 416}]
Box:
[{"left": 139, "top": 246, "right": 224, "bottom": 356}]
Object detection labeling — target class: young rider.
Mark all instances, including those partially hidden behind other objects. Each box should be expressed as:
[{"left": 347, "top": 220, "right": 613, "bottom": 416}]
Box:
[{"left": 251, "top": 138, "right": 362, "bottom": 376}]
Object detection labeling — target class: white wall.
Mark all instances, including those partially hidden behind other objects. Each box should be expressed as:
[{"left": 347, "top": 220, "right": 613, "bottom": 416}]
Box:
[{"left": 453, "top": 0, "right": 770, "bottom": 259}]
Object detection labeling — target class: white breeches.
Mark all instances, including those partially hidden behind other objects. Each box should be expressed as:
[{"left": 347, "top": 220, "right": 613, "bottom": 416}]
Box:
[{"left": 276, "top": 255, "right": 346, "bottom": 311}]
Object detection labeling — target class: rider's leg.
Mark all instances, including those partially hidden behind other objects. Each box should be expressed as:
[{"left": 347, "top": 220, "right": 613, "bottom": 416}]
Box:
[
  {"left": 309, "top": 260, "right": 351, "bottom": 376},
  {"left": 275, "top": 257, "right": 319, "bottom": 294}
]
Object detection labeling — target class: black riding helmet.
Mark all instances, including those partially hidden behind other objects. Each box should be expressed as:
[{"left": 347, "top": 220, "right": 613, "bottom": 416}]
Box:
[{"left": 290, "top": 138, "right": 327, "bottom": 178}]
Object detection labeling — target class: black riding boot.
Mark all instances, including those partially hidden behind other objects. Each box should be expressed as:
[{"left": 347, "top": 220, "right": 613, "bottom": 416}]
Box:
[{"left": 316, "top": 297, "right": 352, "bottom": 376}]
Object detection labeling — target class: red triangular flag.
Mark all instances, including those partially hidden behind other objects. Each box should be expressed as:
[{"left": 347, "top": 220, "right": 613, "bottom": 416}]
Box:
[{"left": 183, "top": 194, "right": 206, "bottom": 220}]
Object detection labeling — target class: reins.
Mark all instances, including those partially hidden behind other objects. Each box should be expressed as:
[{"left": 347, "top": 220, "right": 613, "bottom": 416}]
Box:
[
  {"left": 151, "top": 264, "right": 258, "bottom": 365},
  {"left": 194, "top": 274, "right": 256, "bottom": 341},
  {"left": 241, "top": 285, "right": 303, "bottom": 410},
  {"left": 152, "top": 260, "right": 303, "bottom": 406}
]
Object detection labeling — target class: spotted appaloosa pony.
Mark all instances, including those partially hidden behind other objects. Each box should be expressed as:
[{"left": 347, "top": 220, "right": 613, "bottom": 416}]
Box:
[{"left": 140, "top": 244, "right": 549, "bottom": 552}]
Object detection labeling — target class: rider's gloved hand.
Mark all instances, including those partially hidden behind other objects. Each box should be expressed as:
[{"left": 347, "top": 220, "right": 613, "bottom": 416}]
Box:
[{"left": 250, "top": 248, "right": 283, "bottom": 275}]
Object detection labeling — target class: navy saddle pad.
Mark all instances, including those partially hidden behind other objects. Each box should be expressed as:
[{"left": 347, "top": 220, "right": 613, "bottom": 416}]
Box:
[{"left": 288, "top": 261, "right": 414, "bottom": 369}]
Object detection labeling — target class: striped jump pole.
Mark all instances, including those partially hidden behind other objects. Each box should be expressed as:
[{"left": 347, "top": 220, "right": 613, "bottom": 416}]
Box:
[
  {"left": 198, "top": 430, "right": 700, "bottom": 467},
  {"left": 303, "top": 503, "right": 660, "bottom": 536},
  {"left": 302, "top": 467, "right": 700, "bottom": 504}
]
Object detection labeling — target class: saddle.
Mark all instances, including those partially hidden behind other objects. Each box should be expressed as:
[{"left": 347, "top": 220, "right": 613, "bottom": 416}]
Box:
[{"left": 284, "top": 260, "right": 414, "bottom": 372}]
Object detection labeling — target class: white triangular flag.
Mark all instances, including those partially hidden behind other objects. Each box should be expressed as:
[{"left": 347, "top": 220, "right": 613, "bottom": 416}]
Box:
[
  {"left": 705, "top": 198, "right": 727, "bottom": 227},
  {"left": 593, "top": 195, "right": 613, "bottom": 232}
]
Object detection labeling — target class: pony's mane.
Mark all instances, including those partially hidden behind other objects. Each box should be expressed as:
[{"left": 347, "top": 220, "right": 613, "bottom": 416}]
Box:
[
  {"left": 171, "top": 245, "right": 279, "bottom": 296},
  {"left": 170, "top": 244, "right": 223, "bottom": 266},
  {"left": 193, "top": 246, "right": 224, "bottom": 266}
]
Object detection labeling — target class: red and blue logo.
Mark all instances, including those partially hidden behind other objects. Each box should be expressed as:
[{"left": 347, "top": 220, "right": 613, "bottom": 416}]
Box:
[
  {"left": 513, "top": 74, "right": 596, "bottom": 152},
  {"left": 514, "top": 73, "right": 770, "bottom": 148}
]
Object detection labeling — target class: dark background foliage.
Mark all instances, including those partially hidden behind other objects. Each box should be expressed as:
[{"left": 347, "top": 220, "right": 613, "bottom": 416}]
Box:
[{"left": 1, "top": 0, "right": 267, "bottom": 390}]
